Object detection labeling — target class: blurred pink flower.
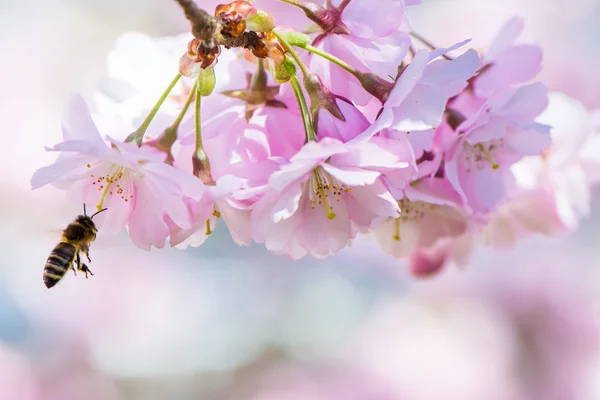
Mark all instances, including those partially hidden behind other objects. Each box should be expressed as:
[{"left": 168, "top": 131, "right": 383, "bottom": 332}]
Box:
[
  {"left": 30, "top": 95, "right": 203, "bottom": 250},
  {"left": 512, "top": 91, "right": 600, "bottom": 230}
]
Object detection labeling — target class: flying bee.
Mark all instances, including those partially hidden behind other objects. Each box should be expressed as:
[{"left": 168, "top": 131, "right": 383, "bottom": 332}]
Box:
[{"left": 43, "top": 205, "right": 107, "bottom": 289}]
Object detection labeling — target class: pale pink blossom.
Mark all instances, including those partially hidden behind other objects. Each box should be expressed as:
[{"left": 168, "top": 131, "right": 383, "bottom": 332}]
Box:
[
  {"left": 374, "top": 178, "right": 469, "bottom": 260},
  {"left": 474, "top": 17, "right": 543, "bottom": 98},
  {"left": 165, "top": 144, "right": 278, "bottom": 248},
  {"left": 444, "top": 83, "right": 551, "bottom": 213},
  {"left": 309, "top": 0, "right": 415, "bottom": 105},
  {"left": 179, "top": 70, "right": 303, "bottom": 178},
  {"left": 30, "top": 95, "right": 203, "bottom": 250},
  {"left": 355, "top": 45, "right": 481, "bottom": 141},
  {"left": 251, "top": 136, "right": 416, "bottom": 259}
]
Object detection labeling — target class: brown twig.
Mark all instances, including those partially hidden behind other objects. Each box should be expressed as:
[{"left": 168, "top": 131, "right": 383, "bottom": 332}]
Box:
[{"left": 174, "top": 0, "right": 218, "bottom": 42}]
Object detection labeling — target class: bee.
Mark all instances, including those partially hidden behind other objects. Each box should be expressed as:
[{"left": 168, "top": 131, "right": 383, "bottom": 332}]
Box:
[{"left": 43, "top": 205, "right": 107, "bottom": 289}]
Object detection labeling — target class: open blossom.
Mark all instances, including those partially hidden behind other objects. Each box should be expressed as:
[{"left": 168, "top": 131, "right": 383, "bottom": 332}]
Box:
[
  {"left": 374, "top": 177, "right": 469, "bottom": 260},
  {"left": 30, "top": 95, "right": 203, "bottom": 250},
  {"left": 164, "top": 144, "right": 280, "bottom": 248},
  {"left": 444, "top": 83, "right": 551, "bottom": 213},
  {"left": 355, "top": 45, "right": 481, "bottom": 141},
  {"left": 251, "top": 136, "right": 416, "bottom": 259},
  {"left": 309, "top": 0, "right": 417, "bottom": 105}
]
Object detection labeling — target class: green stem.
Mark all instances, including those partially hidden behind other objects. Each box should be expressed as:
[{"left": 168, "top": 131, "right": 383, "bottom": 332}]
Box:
[
  {"left": 272, "top": 29, "right": 310, "bottom": 77},
  {"left": 172, "top": 81, "right": 196, "bottom": 131},
  {"left": 195, "top": 85, "right": 203, "bottom": 152},
  {"left": 303, "top": 44, "right": 360, "bottom": 79},
  {"left": 125, "top": 73, "right": 182, "bottom": 145},
  {"left": 290, "top": 75, "right": 315, "bottom": 142}
]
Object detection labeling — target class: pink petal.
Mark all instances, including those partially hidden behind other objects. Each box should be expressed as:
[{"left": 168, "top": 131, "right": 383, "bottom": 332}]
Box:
[
  {"left": 295, "top": 195, "right": 353, "bottom": 258},
  {"left": 475, "top": 45, "right": 542, "bottom": 97},
  {"left": 374, "top": 218, "right": 420, "bottom": 258},
  {"left": 62, "top": 94, "right": 105, "bottom": 144},
  {"left": 321, "top": 164, "right": 380, "bottom": 187},
  {"left": 127, "top": 183, "right": 170, "bottom": 250},
  {"left": 317, "top": 99, "right": 371, "bottom": 142},
  {"left": 30, "top": 154, "right": 94, "bottom": 189},
  {"left": 342, "top": 0, "right": 405, "bottom": 39},
  {"left": 219, "top": 199, "right": 252, "bottom": 246},
  {"left": 385, "top": 49, "right": 428, "bottom": 107},
  {"left": 483, "top": 17, "right": 524, "bottom": 63},
  {"left": 272, "top": 181, "right": 304, "bottom": 222}
]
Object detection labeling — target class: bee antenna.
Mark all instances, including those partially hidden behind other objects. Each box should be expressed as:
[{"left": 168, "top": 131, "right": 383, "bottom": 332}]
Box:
[
  {"left": 90, "top": 208, "right": 108, "bottom": 219},
  {"left": 83, "top": 203, "right": 87, "bottom": 216}
]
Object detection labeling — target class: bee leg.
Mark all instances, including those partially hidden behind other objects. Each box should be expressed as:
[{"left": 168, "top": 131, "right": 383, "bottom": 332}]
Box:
[
  {"left": 80, "top": 264, "right": 94, "bottom": 279},
  {"left": 81, "top": 244, "right": 91, "bottom": 263},
  {"left": 70, "top": 255, "right": 78, "bottom": 276}
]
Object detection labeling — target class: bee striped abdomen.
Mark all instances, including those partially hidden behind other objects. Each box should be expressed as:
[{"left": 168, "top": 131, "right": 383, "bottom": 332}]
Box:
[{"left": 43, "top": 242, "right": 76, "bottom": 288}]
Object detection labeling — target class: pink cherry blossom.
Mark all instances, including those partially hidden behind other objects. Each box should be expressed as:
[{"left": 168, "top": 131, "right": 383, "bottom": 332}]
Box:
[
  {"left": 474, "top": 17, "right": 543, "bottom": 98},
  {"left": 164, "top": 144, "right": 278, "bottom": 248},
  {"left": 30, "top": 95, "right": 203, "bottom": 250},
  {"left": 251, "top": 136, "right": 416, "bottom": 259},
  {"left": 374, "top": 178, "right": 469, "bottom": 260},
  {"left": 178, "top": 69, "right": 304, "bottom": 178},
  {"left": 444, "top": 83, "right": 551, "bottom": 213},
  {"left": 309, "top": 0, "right": 414, "bottom": 105},
  {"left": 355, "top": 45, "right": 481, "bottom": 141}
]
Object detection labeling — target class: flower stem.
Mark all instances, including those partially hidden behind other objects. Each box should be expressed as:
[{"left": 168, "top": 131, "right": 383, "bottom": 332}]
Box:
[
  {"left": 272, "top": 29, "right": 310, "bottom": 78},
  {"left": 303, "top": 44, "right": 360, "bottom": 79},
  {"left": 290, "top": 74, "right": 315, "bottom": 142},
  {"left": 126, "top": 73, "right": 182, "bottom": 146},
  {"left": 159, "top": 80, "right": 197, "bottom": 147},
  {"left": 192, "top": 84, "right": 214, "bottom": 184}
]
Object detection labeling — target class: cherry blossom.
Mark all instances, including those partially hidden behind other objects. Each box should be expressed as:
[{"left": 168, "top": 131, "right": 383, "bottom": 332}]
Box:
[
  {"left": 251, "top": 136, "right": 416, "bottom": 259},
  {"left": 30, "top": 95, "right": 203, "bottom": 250}
]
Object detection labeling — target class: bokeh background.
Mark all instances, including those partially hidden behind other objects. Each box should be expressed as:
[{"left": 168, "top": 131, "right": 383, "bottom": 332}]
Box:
[{"left": 2, "top": 0, "right": 600, "bottom": 398}]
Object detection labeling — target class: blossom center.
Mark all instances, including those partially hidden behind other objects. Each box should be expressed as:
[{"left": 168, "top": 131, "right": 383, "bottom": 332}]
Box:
[
  {"left": 306, "top": 166, "right": 349, "bottom": 220},
  {"left": 89, "top": 163, "right": 134, "bottom": 210},
  {"left": 462, "top": 140, "right": 502, "bottom": 172},
  {"left": 392, "top": 199, "right": 433, "bottom": 241}
]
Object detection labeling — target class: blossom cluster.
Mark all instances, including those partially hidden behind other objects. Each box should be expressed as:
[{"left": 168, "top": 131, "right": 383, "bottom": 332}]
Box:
[{"left": 31, "top": 0, "right": 600, "bottom": 276}]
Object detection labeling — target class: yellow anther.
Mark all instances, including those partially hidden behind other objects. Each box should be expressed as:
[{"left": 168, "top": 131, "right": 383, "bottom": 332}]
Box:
[
  {"left": 393, "top": 218, "right": 400, "bottom": 241},
  {"left": 476, "top": 144, "right": 499, "bottom": 170}
]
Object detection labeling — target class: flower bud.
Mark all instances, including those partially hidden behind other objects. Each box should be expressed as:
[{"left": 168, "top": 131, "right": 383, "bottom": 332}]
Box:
[
  {"left": 304, "top": 73, "right": 345, "bottom": 122},
  {"left": 357, "top": 72, "right": 394, "bottom": 104},
  {"left": 197, "top": 67, "right": 216, "bottom": 97},
  {"left": 274, "top": 56, "right": 295, "bottom": 83},
  {"left": 246, "top": 9, "right": 275, "bottom": 32},
  {"left": 278, "top": 31, "right": 311, "bottom": 48}
]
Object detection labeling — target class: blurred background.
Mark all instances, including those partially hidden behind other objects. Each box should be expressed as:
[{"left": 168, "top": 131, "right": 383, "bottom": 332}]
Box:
[{"left": 2, "top": 0, "right": 600, "bottom": 398}]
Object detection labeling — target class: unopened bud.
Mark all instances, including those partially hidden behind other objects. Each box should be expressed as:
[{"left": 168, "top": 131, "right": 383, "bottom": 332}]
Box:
[
  {"left": 197, "top": 67, "right": 216, "bottom": 96},
  {"left": 273, "top": 55, "right": 295, "bottom": 83},
  {"left": 304, "top": 73, "right": 345, "bottom": 122},
  {"left": 357, "top": 72, "right": 394, "bottom": 104},
  {"left": 192, "top": 148, "right": 215, "bottom": 185},
  {"left": 246, "top": 9, "right": 275, "bottom": 32},
  {"left": 278, "top": 31, "right": 311, "bottom": 48}
]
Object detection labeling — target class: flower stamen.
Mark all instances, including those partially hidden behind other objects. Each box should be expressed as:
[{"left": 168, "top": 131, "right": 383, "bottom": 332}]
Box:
[
  {"left": 205, "top": 219, "right": 212, "bottom": 236},
  {"left": 393, "top": 218, "right": 400, "bottom": 241},
  {"left": 476, "top": 143, "right": 499, "bottom": 170}
]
